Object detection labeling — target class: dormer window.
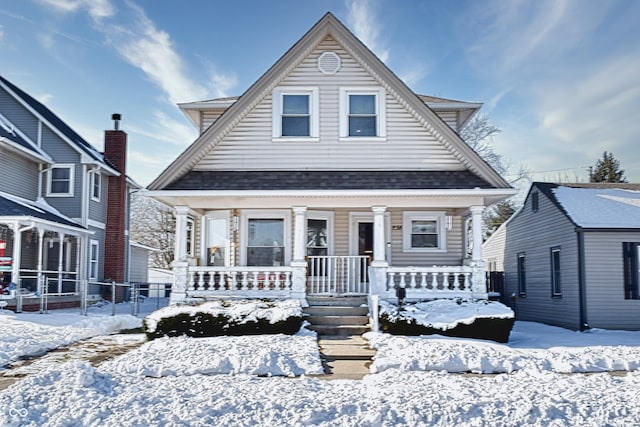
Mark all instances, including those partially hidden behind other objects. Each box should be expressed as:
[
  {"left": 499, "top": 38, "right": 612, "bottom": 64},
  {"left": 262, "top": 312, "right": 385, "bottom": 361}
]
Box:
[
  {"left": 339, "top": 87, "right": 386, "bottom": 140},
  {"left": 272, "top": 87, "right": 319, "bottom": 140}
]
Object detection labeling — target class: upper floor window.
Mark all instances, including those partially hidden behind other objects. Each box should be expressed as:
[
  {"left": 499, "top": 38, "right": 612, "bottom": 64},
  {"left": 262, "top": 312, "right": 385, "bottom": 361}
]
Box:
[
  {"left": 402, "top": 211, "right": 447, "bottom": 252},
  {"left": 339, "top": 87, "right": 386, "bottom": 140},
  {"left": 531, "top": 192, "right": 539, "bottom": 212},
  {"left": 47, "top": 164, "right": 74, "bottom": 197},
  {"left": 272, "top": 87, "right": 319, "bottom": 140},
  {"left": 91, "top": 170, "right": 101, "bottom": 202}
]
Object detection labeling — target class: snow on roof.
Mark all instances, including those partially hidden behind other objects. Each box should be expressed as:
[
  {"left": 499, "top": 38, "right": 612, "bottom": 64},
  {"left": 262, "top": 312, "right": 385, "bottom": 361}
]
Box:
[{"left": 553, "top": 185, "right": 640, "bottom": 228}]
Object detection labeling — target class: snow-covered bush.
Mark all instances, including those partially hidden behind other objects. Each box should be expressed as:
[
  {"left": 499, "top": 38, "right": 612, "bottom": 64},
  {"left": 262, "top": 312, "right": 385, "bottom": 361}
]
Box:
[
  {"left": 143, "top": 299, "right": 303, "bottom": 340},
  {"left": 379, "top": 298, "right": 515, "bottom": 343}
]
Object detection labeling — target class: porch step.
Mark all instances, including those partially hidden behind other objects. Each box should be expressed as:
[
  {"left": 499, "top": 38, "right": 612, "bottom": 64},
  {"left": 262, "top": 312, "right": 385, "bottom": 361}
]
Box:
[
  {"left": 304, "top": 306, "right": 369, "bottom": 316},
  {"left": 307, "top": 324, "right": 371, "bottom": 336},
  {"left": 306, "top": 296, "right": 368, "bottom": 307},
  {"left": 306, "top": 315, "right": 369, "bottom": 326}
]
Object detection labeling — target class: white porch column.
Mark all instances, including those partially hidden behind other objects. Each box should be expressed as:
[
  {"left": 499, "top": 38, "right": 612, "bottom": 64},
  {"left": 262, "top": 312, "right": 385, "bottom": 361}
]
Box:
[
  {"left": 371, "top": 206, "right": 387, "bottom": 266},
  {"left": 470, "top": 205, "right": 484, "bottom": 263},
  {"left": 290, "top": 206, "right": 308, "bottom": 303},
  {"left": 470, "top": 205, "right": 488, "bottom": 298},
  {"left": 169, "top": 260, "right": 188, "bottom": 305},
  {"left": 292, "top": 206, "right": 307, "bottom": 262},
  {"left": 369, "top": 206, "right": 388, "bottom": 297},
  {"left": 36, "top": 228, "right": 45, "bottom": 295},
  {"left": 11, "top": 223, "right": 22, "bottom": 285},
  {"left": 57, "top": 232, "right": 65, "bottom": 294},
  {"left": 174, "top": 206, "right": 190, "bottom": 262}
]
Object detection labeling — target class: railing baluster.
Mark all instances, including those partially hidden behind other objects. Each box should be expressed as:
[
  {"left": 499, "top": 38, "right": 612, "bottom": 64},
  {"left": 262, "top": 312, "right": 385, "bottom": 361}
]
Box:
[{"left": 409, "top": 271, "right": 417, "bottom": 289}]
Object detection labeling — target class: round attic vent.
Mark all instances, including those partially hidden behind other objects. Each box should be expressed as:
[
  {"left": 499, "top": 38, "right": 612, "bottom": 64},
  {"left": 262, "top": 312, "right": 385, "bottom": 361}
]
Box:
[{"left": 318, "top": 51, "right": 341, "bottom": 75}]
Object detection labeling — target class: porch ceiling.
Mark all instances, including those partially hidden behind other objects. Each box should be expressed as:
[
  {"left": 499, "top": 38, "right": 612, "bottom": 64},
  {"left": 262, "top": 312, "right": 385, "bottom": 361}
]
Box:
[{"left": 146, "top": 188, "right": 516, "bottom": 211}]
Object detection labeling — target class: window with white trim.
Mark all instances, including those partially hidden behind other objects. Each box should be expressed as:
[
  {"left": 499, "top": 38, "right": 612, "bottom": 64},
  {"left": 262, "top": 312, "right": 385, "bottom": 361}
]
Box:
[
  {"left": 205, "top": 212, "right": 230, "bottom": 267},
  {"left": 89, "top": 240, "right": 99, "bottom": 280},
  {"left": 517, "top": 252, "right": 526, "bottom": 297},
  {"left": 339, "top": 87, "right": 386, "bottom": 139},
  {"left": 90, "top": 170, "right": 101, "bottom": 202},
  {"left": 551, "top": 246, "right": 561, "bottom": 297},
  {"left": 47, "top": 164, "right": 74, "bottom": 196},
  {"left": 402, "top": 212, "right": 446, "bottom": 252},
  {"left": 272, "top": 87, "right": 319, "bottom": 139},
  {"left": 242, "top": 210, "right": 291, "bottom": 267}
]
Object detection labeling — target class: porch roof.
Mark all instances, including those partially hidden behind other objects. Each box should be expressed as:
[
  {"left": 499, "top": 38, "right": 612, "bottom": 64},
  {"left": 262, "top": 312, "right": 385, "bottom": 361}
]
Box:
[
  {"left": 0, "top": 192, "right": 87, "bottom": 233},
  {"left": 164, "top": 170, "right": 493, "bottom": 191}
]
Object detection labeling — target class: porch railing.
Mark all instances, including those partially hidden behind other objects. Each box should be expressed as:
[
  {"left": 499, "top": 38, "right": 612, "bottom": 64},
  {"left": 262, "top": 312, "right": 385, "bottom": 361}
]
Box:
[
  {"left": 307, "top": 255, "right": 370, "bottom": 295},
  {"left": 187, "top": 266, "right": 293, "bottom": 298},
  {"left": 384, "top": 265, "right": 474, "bottom": 299}
]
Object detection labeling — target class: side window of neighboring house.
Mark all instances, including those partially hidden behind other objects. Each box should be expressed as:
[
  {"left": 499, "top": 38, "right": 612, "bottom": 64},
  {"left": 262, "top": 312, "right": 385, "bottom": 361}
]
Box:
[
  {"left": 339, "top": 87, "right": 386, "bottom": 139},
  {"left": 551, "top": 246, "right": 562, "bottom": 297},
  {"left": 47, "top": 164, "right": 74, "bottom": 197},
  {"left": 89, "top": 240, "right": 99, "bottom": 280},
  {"left": 272, "top": 87, "right": 319, "bottom": 139},
  {"left": 531, "top": 192, "right": 539, "bottom": 212},
  {"left": 517, "top": 252, "right": 526, "bottom": 297},
  {"left": 623, "top": 242, "right": 640, "bottom": 299},
  {"left": 91, "top": 170, "right": 101, "bottom": 202}
]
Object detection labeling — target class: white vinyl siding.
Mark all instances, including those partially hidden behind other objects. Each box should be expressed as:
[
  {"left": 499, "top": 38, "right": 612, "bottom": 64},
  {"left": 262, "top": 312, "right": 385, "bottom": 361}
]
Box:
[{"left": 193, "top": 36, "right": 464, "bottom": 171}]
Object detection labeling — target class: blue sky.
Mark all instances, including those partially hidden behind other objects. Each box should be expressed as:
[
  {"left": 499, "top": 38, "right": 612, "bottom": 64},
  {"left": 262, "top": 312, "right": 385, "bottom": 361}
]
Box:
[{"left": 1, "top": 0, "right": 639, "bottom": 186}]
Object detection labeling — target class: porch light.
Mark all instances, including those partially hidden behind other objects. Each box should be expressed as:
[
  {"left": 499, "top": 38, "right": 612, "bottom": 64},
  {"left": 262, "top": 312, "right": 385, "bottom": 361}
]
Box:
[{"left": 446, "top": 216, "right": 453, "bottom": 230}]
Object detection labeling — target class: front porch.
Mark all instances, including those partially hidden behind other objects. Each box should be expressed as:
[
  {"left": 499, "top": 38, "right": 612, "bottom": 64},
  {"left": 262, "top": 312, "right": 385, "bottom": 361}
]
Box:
[{"left": 167, "top": 202, "right": 490, "bottom": 304}]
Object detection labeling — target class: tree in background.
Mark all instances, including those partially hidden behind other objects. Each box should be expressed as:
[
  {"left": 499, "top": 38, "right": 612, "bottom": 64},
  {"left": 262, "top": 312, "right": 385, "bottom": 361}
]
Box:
[
  {"left": 460, "top": 114, "right": 506, "bottom": 175},
  {"left": 130, "top": 192, "right": 175, "bottom": 269},
  {"left": 484, "top": 200, "right": 516, "bottom": 238},
  {"left": 589, "top": 151, "right": 627, "bottom": 183}
]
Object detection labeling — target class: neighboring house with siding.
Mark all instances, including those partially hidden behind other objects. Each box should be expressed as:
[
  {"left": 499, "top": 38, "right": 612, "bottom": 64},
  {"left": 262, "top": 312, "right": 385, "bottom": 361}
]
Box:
[
  {"left": 147, "top": 13, "right": 514, "bottom": 308},
  {"left": 0, "top": 74, "right": 138, "bottom": 309},
  {"left": 483, "top": 182, "right": 640, "bottom": 331}
]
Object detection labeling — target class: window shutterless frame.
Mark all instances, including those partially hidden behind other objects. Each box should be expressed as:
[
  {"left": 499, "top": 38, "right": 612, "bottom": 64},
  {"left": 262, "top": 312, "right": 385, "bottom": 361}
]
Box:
[
  {"left": 272, "top": 87, "right": 319, "bottom": 140},
  {"left": 339, "top": 87, "right": 386, "bottom": 140},
  {"left": 550, "top": 246, "right": 561, "bottom": 297},
  {"left": 517, "top": 252, "right": 526, "bottom": 297},
  {"left": 47, "top": 164, "right": 74, "bottom": 197}
]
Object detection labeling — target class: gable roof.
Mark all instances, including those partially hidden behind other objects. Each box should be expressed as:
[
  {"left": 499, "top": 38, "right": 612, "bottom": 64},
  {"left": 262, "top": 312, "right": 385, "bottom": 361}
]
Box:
[
  {"left": 0, "top": 75, "right": 118, "bottom": 175},
  {"left": 533, "top": 182, "right": 640, "bottom": 229},
  {"left": 0, "top": 112, "right": 53, "bottom": 163},
  {"left": 148, "top": 12, "right": 510, "bottom": 191}
]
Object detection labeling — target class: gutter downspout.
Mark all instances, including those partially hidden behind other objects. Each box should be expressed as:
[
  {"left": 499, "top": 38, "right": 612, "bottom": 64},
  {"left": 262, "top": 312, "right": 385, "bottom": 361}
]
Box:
[{"left": 576, "top": 227, "right": 588, "bottom": 331}]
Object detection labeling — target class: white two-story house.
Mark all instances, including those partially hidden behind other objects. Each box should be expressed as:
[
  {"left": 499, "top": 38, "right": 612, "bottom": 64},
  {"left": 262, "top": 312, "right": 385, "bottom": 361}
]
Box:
[{"left": 147, "top": 13, "right": 514, "bottom": 306}]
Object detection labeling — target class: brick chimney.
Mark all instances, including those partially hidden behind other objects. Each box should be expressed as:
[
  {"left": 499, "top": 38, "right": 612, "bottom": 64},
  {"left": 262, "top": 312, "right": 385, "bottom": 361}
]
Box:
[{"left": 103, "top": 113, "right": 128, "bottom": 291}]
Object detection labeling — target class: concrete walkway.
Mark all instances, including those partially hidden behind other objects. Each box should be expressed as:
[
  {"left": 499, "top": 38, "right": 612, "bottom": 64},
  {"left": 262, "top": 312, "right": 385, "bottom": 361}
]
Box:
[{"left": 314, "top": 335, "right": 375, "bottom": 380}]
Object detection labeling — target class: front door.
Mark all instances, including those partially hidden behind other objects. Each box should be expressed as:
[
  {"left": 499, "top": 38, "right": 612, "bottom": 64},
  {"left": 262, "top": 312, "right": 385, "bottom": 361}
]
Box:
[{"left": 358, "top": 222, "right": 374, "bottom": 258}]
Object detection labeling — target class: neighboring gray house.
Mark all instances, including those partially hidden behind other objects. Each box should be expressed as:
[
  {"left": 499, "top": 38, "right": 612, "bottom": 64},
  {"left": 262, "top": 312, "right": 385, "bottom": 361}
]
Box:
[
  {"left": 0, "top": 74, "right": 138, "bottom": 309},
  {"left": 147, "top": 13, "right": 514, "bottom": 308},
  {"left": 484, "top": 182, "right": 640, "bottom": 331}
]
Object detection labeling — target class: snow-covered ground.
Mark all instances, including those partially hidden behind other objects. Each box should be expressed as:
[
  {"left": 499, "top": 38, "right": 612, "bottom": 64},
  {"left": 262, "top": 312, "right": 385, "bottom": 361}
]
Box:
[{"left": 2, "top": 304, "right": 640, "bottom": 426}]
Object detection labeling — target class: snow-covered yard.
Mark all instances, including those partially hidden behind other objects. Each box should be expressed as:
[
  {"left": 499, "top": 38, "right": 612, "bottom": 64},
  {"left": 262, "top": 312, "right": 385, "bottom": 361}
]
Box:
[{"left": 2, "top": 303, "right": 640, "bottom": 426}]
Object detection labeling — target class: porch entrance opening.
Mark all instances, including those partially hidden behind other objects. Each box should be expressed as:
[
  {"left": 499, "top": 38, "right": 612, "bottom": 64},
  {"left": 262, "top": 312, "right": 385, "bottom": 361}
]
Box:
[{"left": 306, "top": 221, "right": 372, "bottom": 296}]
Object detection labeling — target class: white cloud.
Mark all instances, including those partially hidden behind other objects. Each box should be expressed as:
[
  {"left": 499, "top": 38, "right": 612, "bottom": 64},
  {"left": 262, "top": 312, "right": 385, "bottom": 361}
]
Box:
[
  {"left": 36, "top": 0, "right": 114, "bottom": 21},
  {"left": 128, "top": 110, "right": 198, "bottom": 147},
  {"left": 346, "top": 0, "right": 389, "bottom": 63}
]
